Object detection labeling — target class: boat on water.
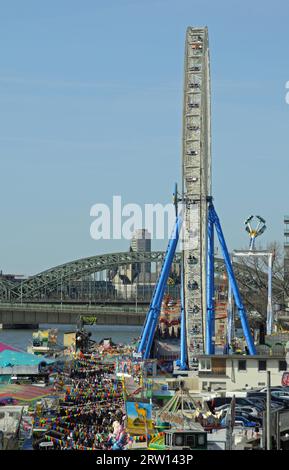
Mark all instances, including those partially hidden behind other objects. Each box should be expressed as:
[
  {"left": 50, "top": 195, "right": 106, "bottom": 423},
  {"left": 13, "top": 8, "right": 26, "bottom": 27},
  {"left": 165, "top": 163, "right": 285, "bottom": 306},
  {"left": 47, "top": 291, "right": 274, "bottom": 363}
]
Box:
[{"left": 27, "top": 329, "right": 61, "bottom": 356}]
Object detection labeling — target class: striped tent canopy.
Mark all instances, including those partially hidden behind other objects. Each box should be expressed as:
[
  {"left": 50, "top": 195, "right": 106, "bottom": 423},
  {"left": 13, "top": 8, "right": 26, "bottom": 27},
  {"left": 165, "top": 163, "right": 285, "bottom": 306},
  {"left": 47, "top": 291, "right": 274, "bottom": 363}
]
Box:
[
  {"left": 0, "top": 342, "right": 21, "bottom": 353},
  {"left": 0, "top": 383, "right": 55, "bottom": 402},
  {"left": 0, "top": 349, "right": 55, "bottom": 368}
]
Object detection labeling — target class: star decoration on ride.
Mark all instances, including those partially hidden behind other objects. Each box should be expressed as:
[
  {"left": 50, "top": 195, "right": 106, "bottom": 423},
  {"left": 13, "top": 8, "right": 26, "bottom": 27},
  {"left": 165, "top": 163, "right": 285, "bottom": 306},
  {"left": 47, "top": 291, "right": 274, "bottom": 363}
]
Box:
[{"left": 244, "top": 215, "right": 266, "bottom": 250}]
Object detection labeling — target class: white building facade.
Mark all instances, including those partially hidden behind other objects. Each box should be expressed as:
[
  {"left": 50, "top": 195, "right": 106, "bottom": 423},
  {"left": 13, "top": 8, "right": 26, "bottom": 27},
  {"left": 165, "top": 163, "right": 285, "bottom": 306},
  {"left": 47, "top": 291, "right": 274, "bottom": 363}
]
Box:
[{"left": 197, "top": 354, "right": 287, "bottom": 392}]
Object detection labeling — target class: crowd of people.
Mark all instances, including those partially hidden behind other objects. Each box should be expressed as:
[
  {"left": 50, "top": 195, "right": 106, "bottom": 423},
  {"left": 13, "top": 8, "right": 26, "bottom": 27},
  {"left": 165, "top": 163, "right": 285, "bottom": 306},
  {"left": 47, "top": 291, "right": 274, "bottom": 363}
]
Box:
[{"left": 33, "top": 356, "right": 129, "bottom": 450}]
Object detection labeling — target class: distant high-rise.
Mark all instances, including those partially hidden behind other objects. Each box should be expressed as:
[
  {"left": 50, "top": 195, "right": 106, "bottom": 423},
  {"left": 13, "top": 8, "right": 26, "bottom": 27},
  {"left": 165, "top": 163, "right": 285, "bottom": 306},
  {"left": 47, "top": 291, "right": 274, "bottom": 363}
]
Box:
[
  {"left": 131, "top": 229, "right": 151, "bottom": 252},
  {"left": 131, "top": 229, "right": 151, "bottom": 273}
]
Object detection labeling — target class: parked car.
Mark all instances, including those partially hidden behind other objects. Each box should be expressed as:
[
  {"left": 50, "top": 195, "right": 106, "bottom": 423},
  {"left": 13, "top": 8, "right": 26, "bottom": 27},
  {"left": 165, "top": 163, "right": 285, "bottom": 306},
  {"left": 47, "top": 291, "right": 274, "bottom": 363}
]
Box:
[
  {"left": 235, "top": 405, "right": 260, "bottom": 418},
  {"left": 271, "top": 390, "right": 289, "bottom": 400},
  {"left": 259, "top": 386, "right": 289, "bottom": 393},
  {"left": 215, "top": 403, "right": 260, "bottom": 418},
  {"left": 269, "top": 401, "right": 284, "bottom": 411},
  {"left": 207, "top": 397, "right": 260, "bottom": 409},
  {"left": 214, "top": 403, "right": 234, "bottom": 413},
  {"left": 247, "top": 392, "right": 288, "bottom": 408},
  {"left": 243, "top": 399, "right": 265, "bottom": 411},
  {"left": 220, "top": 408, "right": 262, "bottom": 425},
  {"left": 220, "top": 415, "right": 256, "bottom": 428}
]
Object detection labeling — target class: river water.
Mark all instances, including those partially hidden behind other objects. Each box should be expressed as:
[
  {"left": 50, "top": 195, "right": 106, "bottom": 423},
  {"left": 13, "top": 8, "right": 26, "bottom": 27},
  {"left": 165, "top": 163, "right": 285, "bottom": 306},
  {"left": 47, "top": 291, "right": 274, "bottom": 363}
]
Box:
[{"left": 0, "top": 324, "right": 142, "bottom": 351}]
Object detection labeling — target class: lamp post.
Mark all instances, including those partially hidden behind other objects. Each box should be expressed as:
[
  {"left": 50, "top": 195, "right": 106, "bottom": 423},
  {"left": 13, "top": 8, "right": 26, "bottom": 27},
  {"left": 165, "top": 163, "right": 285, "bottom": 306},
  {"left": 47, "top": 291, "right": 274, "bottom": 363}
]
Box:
[
  {"left": 266, "top": 371, "right": 271, "bottom": 450},
  {"left": 240, "top": 214, "right": 274, "bottom": 334}
]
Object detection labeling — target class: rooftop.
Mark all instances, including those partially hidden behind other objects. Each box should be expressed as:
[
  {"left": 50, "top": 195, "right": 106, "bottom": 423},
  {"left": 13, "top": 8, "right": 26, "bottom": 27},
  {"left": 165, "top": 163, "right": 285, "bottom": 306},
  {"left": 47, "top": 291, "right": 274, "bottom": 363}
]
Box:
[
  {"left": 0, "top": 349, "right": 55, "bottom": 368},
  {"left": 197, "top": 354, "right": 286, "bottom": 360},
  {"left": 0, "top": 342, "right": 20, "bottom": 353}
]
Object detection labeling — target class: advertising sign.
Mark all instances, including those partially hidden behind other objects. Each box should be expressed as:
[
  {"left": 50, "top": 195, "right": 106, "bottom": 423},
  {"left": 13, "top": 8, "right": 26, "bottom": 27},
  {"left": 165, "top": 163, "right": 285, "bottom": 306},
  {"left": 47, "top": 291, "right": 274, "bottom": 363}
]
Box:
[{"left": 126, "top": 401, "right": 153, "bottom": 435}]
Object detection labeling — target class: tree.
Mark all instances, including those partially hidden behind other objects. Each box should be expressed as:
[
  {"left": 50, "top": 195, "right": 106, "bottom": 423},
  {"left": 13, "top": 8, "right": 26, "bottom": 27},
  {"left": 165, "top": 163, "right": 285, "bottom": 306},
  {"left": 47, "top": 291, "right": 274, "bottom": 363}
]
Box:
[{"left": 228, "top": 241, "right": 286, "bottom": 328}]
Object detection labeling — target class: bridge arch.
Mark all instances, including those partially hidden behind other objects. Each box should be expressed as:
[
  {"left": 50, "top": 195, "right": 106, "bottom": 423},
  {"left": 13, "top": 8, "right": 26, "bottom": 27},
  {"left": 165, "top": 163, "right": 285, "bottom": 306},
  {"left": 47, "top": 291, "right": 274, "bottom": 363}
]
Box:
[
  {"left": 2, "top": 251, "right": 282, "bottom": 304},
  {"left": 7, "top": 251, "right": 178, "bottom": 300}
]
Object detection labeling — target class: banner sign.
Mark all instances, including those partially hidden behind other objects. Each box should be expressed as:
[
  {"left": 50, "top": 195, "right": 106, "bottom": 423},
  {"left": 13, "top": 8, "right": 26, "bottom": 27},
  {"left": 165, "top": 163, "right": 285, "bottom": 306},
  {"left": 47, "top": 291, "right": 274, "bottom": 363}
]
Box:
[{"left": 126, "top": 401, "right": 153, "bottom": 435}]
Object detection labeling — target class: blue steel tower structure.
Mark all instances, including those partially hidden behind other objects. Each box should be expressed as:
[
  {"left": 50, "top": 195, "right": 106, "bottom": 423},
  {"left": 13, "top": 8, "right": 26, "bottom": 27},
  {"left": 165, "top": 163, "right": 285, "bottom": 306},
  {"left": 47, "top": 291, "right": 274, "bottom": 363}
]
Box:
[{"left": 137, "top": 27, "right": 256, "bottom": 366}]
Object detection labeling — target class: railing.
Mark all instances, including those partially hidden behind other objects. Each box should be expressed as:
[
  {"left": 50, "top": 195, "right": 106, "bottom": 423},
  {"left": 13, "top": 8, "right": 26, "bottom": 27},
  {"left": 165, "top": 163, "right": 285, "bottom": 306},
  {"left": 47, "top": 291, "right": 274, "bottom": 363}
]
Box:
[
  {"left": 0, "top": 302, "right": 147, "bottom": 314},
  {"left": 198, "top": 369, "right": 227, "bottom": 376}
]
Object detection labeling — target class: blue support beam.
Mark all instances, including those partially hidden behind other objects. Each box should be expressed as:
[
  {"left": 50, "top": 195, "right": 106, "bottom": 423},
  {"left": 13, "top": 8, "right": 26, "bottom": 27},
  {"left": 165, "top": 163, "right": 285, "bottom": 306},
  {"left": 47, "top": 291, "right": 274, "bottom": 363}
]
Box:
[
  {"left": 179, "top": 264, "right": 188, "bottom": 369},
  {"left": 206, "top": 211, "right": 215, "bottom": 354},
  {"left": 176, "top": 260, "right": 188, "bottom": 370},
  {"left": 266, "top": 254, "right": 273, "bottom": 335},
  {"left": 138, "top": 216, "right": 182, "bottom": 359},
  {"left": 226, "top": 279, "right": 234, "bottom": 353},
  {"left": 209, "top": 204, "right": 256, "bottom": 355}
]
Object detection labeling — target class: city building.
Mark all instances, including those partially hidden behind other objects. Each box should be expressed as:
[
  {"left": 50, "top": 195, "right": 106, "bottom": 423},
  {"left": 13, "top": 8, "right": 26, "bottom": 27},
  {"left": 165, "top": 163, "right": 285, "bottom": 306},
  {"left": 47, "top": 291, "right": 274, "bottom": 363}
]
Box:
[
  {"left": 113, "top": 229, "right": 152, "bottom": 295},
  {"left": 197, "top": 354, "right": 287, "bottom": 392},
  {"left": 130, "top": 229, "right": 151, "bottom": 274}
]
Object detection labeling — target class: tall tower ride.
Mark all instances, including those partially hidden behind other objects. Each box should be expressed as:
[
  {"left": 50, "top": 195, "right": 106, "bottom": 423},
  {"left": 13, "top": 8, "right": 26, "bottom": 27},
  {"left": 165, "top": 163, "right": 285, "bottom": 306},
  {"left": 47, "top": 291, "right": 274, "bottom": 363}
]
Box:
[{"left": 182, "top": 27, "right": 211, "bottom": 368}]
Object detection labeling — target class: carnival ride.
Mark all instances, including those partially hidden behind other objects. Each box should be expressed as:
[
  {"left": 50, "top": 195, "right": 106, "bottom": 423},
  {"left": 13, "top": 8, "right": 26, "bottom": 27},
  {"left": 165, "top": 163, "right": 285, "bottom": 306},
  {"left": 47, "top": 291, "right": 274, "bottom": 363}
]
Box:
[
  {"left": 158, "top": 295, "right": 181, "bottom": 340},
  {"left": 245, "top": 215, "right": 266, "bottom": 251},
  {"left": 138, "top": 27, "right": 258, "bottom": 368},
  {"left": 226, "top": 215, "right": 274, "bottom": 347}
]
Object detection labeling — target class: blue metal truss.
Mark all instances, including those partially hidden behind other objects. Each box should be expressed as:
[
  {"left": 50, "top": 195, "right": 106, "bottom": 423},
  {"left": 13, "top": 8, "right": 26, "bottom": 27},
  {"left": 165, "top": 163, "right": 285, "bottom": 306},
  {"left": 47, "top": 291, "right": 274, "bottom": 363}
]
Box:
[
  {"left": 138, "top": 202, "right": 256, "bottom": 364},
  {"left": 206, "top": 209, "right": 215, "bottom": 355},
  {"left": 175, "top": 259, "right": 188, "bottom": 370},
  {"left": 206, "top": 204, "right": 256, "bottom": 355},
  {"left": 137, "top": 216, "right": 183, "bottom": 359}
]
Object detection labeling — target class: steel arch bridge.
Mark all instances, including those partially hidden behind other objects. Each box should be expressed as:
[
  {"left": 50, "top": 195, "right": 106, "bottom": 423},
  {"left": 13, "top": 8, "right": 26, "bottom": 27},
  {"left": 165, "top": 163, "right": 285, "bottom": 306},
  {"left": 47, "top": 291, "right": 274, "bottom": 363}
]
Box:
[
  {"left": 0, "top": 251, "right": 282, "bottom": 303},
  {"left": 3, "top": 251, "right": 177, "bottom": 301}
]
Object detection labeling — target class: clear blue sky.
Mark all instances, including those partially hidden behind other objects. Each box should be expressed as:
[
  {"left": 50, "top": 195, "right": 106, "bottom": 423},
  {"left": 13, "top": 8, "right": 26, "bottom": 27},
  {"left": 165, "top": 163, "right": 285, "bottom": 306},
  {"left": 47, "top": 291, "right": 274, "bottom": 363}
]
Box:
[{"left": 1, "top": 0, "right": 289, "bottom": 275}]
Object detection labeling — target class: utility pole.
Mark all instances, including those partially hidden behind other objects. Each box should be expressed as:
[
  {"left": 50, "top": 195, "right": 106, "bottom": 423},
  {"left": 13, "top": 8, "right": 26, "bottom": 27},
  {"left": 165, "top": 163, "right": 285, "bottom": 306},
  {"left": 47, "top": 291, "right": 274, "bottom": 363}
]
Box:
[
  {"left": 266, "top": 371, "right": 271, "bottom": 450},
  {"left": 135, "top": 279, "right": 138, "bottom": 314},
  {"left": 276, "top": 411, "right": 281, "bottom": 450}
]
